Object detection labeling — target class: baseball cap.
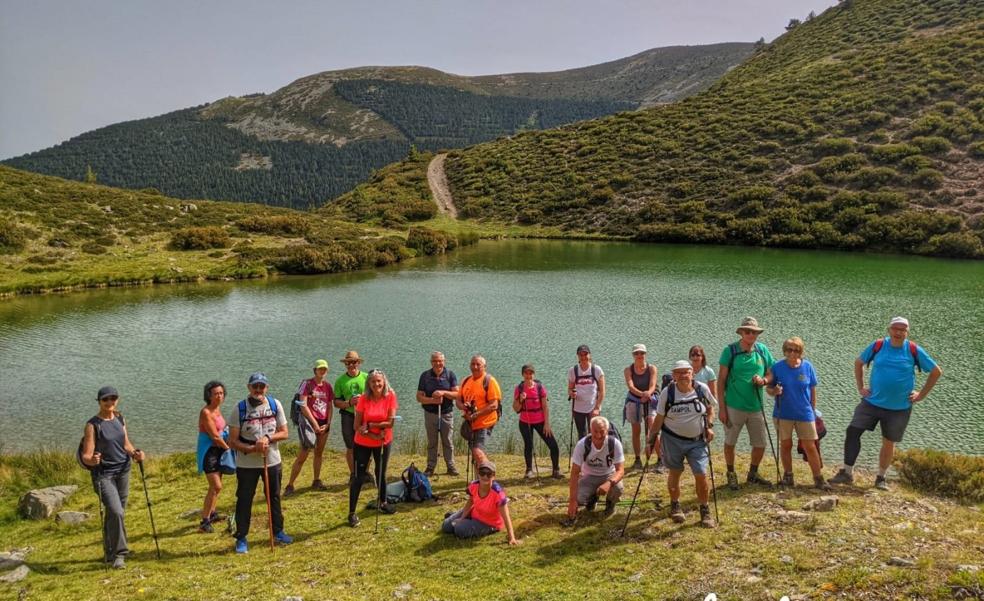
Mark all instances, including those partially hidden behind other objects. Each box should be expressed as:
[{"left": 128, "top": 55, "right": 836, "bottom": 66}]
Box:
[
  {"left": 248, "top": 372, "right": 269, "bottom": 386},
  {"left": 576, "top": 344, "right": 591, "bottom": 354},
  {"left": 97, "top": 386, "right": 119, "bottom": 400}
]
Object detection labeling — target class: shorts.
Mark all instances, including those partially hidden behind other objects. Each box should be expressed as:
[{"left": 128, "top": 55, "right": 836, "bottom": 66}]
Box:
[
  {"left": 576, "top": 473, "right": 624, "bottom": 505},
  {"left": 659, "top": 432, "right": 709, "bottom": 475},
  {"left": 340, "top": 410, "right": 355, "bottom": 449},
  {"left": 468, "top": 426, "right": 493, "bottom": 451},
  {"left": 723, "top": 407, "right": 767, "bottom": 448},
  {"left": 774, "top": 418, "right": 818, "bottom": 441},
  {"left": 623, "top": 397, "right": 652, "bottom": 425},
  {"left": 202, "top": 446, "right": 224, "bottom": 475},
  {"left": 848, "top": 399, "right": 912, "bottom": 443}
]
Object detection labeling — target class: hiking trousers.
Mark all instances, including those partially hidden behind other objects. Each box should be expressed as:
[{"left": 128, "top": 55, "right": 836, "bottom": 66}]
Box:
[
  {"left": 92, "top": 468, "right": 130, "bottom": 561},
  {"left": 234, "top": 464, "right": 283, "bottom": 540},
  {"left": 350, "top": 442, "right": 391, "bottom": 513},
  {"left": 519, "top": 421, "right": 560, "bottom": 471},
  {"left": 442, "top": 508, "right": 498, "bottom": 539},
  {"left": 424, "top": 410, "right": 456, "bottom": 472}
]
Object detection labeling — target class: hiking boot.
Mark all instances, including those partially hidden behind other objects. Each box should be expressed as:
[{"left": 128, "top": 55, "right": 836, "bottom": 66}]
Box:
[
  {"left": 874, "top": 476, "right": 890, "bottom": 491},
  {"left": 780, "top": 472, "right": 794, "bottom": 488},
  {"left": 524, "top": 470, "right": 536, "bottom": 480},
  {"left": 699, "top": 505, "right": 716, "bottom": 528},
  {"left": 347, "top": 513, "right": 360, "bottom": 528},
  {"left": 586, "top": 494, "right": 598, "bottom": 512},
  {"left": 111, "top": 555, "right": 125, "bottom": 569},
  {"left": 747, "top": 470, "right": 773, "bottom": 487},
  {"left": 235, "top": 538, "right": 248, "bottom": 554},
  {"left": 283, "top": 484, "right": 296, "bottom": 497},
  {"left": 814, "top": 476, "right": 833, "bottom": 491},
  {"left": 631, "top": 457, "right": 643, "bottom": 471},
  {"left": 311, "top": 479, "right": 328, "bottom": 491},
  {"left": 726, "top": 470, "right": 740, "bottom": 491},
  {"left": 603, "top": 500, "right": 617, "bottom": 518},
  {"left": 198, "top": 519, "right": 214, "bottom": 533},
  {"left": 274, "top": 530, "right": 294, "bottom": 545},
  {"left": 653, "top": 458, "right": 666, "bottom": 474},
  {"left": 551, "top": 469, "right": 564, "bottom": 480},
  {"left": 670, "top": 501, "right": 686, "bottom": 523},
  {"left": 829, "top": 468, "right": 854, "bottom": 485},
  {"left": 379, "top": 502, "right": 396, "bottom": 515},
  {"left": 207, "top": 511, "right": 225, "bottom": 524},
  {"left": 424, "top": 468, "right": 435, "bottom": 478},
  {"left": 447, "top": 466, "right": 460, "bottom": 477}
]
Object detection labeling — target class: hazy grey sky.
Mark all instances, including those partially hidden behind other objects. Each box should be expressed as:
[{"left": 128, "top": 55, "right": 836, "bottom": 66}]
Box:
[{"left": 0, "top": 0, "right": 836, "bottom": 159}]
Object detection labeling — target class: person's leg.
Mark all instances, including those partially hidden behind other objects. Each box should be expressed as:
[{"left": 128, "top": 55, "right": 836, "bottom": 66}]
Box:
[
  {"left": 349, "top": 444, "right": 371, "bottom": 514},
  {"left": 630, "top": 421, "right": 642, "bottom": 461},
  {"left": 312, "top": 430, "right": 329, "bottom": 483},
  {"left": 202, "top": 472, "right": 223, "bottom": 520},
  {"left": 519, "top": 421, "right": 534, "bottom": 471},
  {"left": 286, "top": 447, "right": 309, "bottom": 488},
  {"left": 685, "top": 439, "right": 710, "bottom": 504},
  {"left": 424, "top": 411, "right": 439, "bottom": 473},
  {"left": 667, "top": 469, "right": 683, "bottom": 502},
  {"left": 576, "top": 474, "right": 604, "bottom": 506},
  {"left": 98, "top": 471, "right": 130, "bottom": 560},
  {"left": 377, "top": 444, "right": 391, "bottom": 505},
  {"left": 441, "top": 508, "right": 465, "bottom": 534},
  {"left": 878, "top": 407, "right": 911, "bottom": 476},
  {"left": 745, "top": 409, "right": 768, "bottom": 472},
  {"left": 440, "top": 410, "right": 456, "bottom": 471},
  {"left": 793, "top": 420, "right": 822, "bottom": 479},
  {"left": 694, "top": 474, "right": 709, "bottom": 504},
  {"left": 341, "top": 411, "right": 356, "bottom": 475},
  {"left": 453, "top": 518, "right": 497, "bottom": 539},
  {"left": 844, "top": 401, "right": 881, "bottom": 469},
  {"left": 605, "top": 478, "right": 624, "bottom": 504},
  {"left": 470, "top": 429, "right": 490, "bottom": 467},
  {"left": 723, "top": 408, "right": 747, "bottom": 473},
  {"left": 234, "top": 467, "right": 261, "bottom": 540},
  {"left": 574, "top": 412, "right": 589, "bottom": 440},
  {"left": 878, "top": 439, "right": 895, "bottom": 473},
  {"left": 264, "top": 463, "right": 284, "bottom": 533},
  {"left": 535, "top": 422, "right": 561, "bottom": 470}
]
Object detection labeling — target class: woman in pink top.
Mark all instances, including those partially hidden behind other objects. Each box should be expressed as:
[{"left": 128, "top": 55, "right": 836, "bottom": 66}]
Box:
[
  {"left": 197, "top": 380, "right": 230, "bottom": 533},
  {"left": 512, "top": 364, "right": 562, "bottom": 480},
  {"left": 441, "top": 458, "right": 518, "bottom": 544},
  {"left": 347, "top": 369, "right": 398, "bottom": 528}
]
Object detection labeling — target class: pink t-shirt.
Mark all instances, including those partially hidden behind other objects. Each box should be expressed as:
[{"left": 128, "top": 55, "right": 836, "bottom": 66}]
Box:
[
  {"left": 354, "top": 390, "right": 398, "bottom": 448},
  {"left": 467, "top": 480, "right": 507, "bottom": 529},
  {"left": 302, "top": 378, "right": 334, "bottom": 422},
  {"left": 513, "top": 380, "right": 547, "bottom": 425},
  {"left": 199, "top": 410, "right": 226, "bottom": 435}
]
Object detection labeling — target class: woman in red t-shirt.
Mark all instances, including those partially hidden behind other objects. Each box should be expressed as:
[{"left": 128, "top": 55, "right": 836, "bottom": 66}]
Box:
[
  {"left": 441, "top": 457, "right": 518, "bottom": 544},
  {"left": 347, "top": 369, "right": 398, "bottom": 527}
]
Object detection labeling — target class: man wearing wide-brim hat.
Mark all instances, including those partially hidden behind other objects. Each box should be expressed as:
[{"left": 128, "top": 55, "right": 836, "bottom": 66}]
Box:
[
  {"left": 333, "top": 351, "right": 373, "bottom": 485},
  {"left": 717, "top": 317, "right": 776, "bottom": 490}
]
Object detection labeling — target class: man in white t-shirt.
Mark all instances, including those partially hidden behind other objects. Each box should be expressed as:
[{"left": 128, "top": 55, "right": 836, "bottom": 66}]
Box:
[
  {"left": 564, "top": 416, "right": 624, "bottom": 525},
  {"left": 567, "top": 344, "right": 606, "bottom": 440}
]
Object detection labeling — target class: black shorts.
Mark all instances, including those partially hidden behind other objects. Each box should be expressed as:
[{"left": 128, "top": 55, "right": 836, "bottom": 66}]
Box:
[
  {"left": 340, "top": 411, "right": 355, "bottom": 449},
  {"left": 202, "top": 446, "right": 224, "bottom": 474},
  {"left": 849, "top": 399, "right": 912, "bottom": 443}
]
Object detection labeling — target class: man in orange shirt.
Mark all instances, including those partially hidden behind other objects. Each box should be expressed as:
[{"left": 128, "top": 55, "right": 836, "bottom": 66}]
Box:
[{"left": 454, "top": 355, "right": 502, "bottom": 467}]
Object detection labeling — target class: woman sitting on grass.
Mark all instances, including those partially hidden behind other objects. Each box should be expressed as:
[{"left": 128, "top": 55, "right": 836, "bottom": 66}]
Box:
[
  {"left": 441, "top": 452, "right": 518, "bottom": 545},
  {"left": 197, "top": 380, "right": 230, "bottom": 533}
]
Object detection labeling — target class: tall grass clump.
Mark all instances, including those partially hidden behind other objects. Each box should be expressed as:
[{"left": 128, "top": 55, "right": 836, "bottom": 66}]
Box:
[
  {"left": 896, "top": 448, "right": 984, "bottom": 502},
  {"left": 168, "top": 226, "right": 230, "bottom": 250}
]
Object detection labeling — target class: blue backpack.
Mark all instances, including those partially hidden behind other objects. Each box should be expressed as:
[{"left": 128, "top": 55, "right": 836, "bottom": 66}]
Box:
[{"left": 401, "top": 463, "right": 435, "bottom": 502}]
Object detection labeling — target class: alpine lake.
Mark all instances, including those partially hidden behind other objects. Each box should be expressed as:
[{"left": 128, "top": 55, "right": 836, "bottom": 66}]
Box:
[{"left": 1, "top": 239, "right": 982, "bottom": 465}]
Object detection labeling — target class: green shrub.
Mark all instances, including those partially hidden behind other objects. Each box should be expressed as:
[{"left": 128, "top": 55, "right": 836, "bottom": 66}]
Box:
[
  {"left": 899, "top": 155, "right": 935, "bottom": 172},
  {"left": 924, "top": 231, "right": 984, "bottom": 258},
  {"left": 406, "top": 227, "right": 449, "bottom": 255},
  {"left": 168, "top": 226, "right": 231, "bottom": 251},
  {"left": 911, "top": 136, "right": 952, "bottom": 154},
  {"left": 911, "top": 168, "right": 944, "bottom": 189},
  {"left": 851, "top": 166, "right": 898, "bottom": 189},
  {"left": 0, "top": 217, "right": 28, "bottom": 253},
  {"left": 80, "top": 242, "right": 107, "bottom": 255},
  {"left": 271, "top": 245, "right": 359, "bottom": 274},
  {"left": 967, "top": 141, "right": 984, "bottom": 158},
  {"left": 896, "top": 448, "right": 984, "bottom": 502},
  {"left": 868, "top": 143, "right": 921, "bottom": 163},
  {"left": 814, "top": 137, "right": 856, "bottom": 156},
  {"left": 237, "top": 215, "right": 310, "bottom": 236}
]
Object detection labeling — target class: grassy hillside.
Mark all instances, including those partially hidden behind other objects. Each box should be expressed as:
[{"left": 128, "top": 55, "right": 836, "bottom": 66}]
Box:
[
  {"left": 344, "top": 0, "right": 984, "bottom": 259},
  {"left": 2, "top": 44, "right": 752, "bottom": 209},
  {"left": 0, "top": 447, "right": 981, "bottom": 600},
  {"left": 0, "top": 166, "right": 476, "bottom": 296}
]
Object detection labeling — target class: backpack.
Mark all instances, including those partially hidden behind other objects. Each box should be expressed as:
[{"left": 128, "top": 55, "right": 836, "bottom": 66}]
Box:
[
  {"left": 725, "top": 342, "right": 770, "bottom": 379},
  {"left": 580, "top": 421, "right": 623, "bottom": 467},
  {"left": 237, "top": 397, "right": 279, "bottom": 436},
  {"left": 77, "top": 413, "right": 125, "bottom": 471},
  {"left": 289, "top": 379, "right": 307, "bottom": 426},
  {"left": 664, "top": 382, "right": 710, "bottom": 414},
  {"left": 660, "top": 374, "right": 674, "bottom": 391},
  {"left": 462, "top": 373, "right": 498, "bottom": 419},
  {"left": 515, "top": 380, "right": 546, "bottom": 414},
  {"left": 572, "top": 363, "right": 600, "bottom": 386},
  {"left": 866, "top": 337, "right": 921, "bottom": 373},
  {"left": 401, "top": 463, "right": 435, "bottom": 502}
]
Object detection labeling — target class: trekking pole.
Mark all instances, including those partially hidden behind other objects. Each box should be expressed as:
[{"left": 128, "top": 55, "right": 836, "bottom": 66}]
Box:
[
  {"left": 758, "top": 386, "right": 781, "bottom": 486},
  {"left": 704, "top": 415, "right": 719, "bottom": 525},
  {"left": 136, "top": 459, "right": 162, "bottom": 560},
  {"left": 262, "top": 454, "right": 275, "bottom": 551},
  {"left": 620, "top": 441, "right": 653, "bottom": 537},
  {"left": 567, "top": 395, "right": 575, "bottom": 470},
  {"left": 94, "top": 477, "right": 107, "bottom": 564}
]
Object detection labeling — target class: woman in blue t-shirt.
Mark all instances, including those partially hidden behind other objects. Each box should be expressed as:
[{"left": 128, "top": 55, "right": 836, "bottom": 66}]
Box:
[{"left": 766, "top": 337, "right": 831, "bottom": 490}]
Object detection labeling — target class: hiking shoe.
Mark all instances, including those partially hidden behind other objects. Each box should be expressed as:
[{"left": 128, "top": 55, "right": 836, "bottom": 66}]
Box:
[
  {"left": 585, "top": 494, "right": 598, "bottom": 512},
  {"left": 670, "top": 501, "right": 686, "bottom": 523},
  {"left": 814, "top": 476, "right": 833, "bottom": 491},
  {"left": 874, "top": 476, "right": 890, "bottom": 491},
  {"left": 551, "top": 469, "right": 564, "bottom": 479},
  {"left": 274, "top": 530, "right": 294, "bottom": 545},
  {"left": 524, "top": 470, "right": 536, "bottom": 480},
  {"left": 726, "top": 470, "right": 740, "bottom": 491},
  {"left": 631, "top": 457, "right": 643, "bottom": 471},
  {"left": 379, "top": 502, "right": 396, "bottom": 515},
  {"left": 111, "top": 555, "right": 125, "bottom": 569},
  {"left": 235, "top": 538, "right": 248, "bottom": 554},
  {"left": 207, "top": 511, "right": 226, "bottom": 524},
  {"left": 283, "top": 484, "right": 296, "bottom": 497},
  {"left": 198, "top": 519, "right": 214, "bottom": 533},
  {"left": 603, "top": 500, "right": 617, "bottom": 518},
  {"left": 347, "top": 513, "right": 360, "bottom": 528},
  {"left": 444, "top": 511, "right": 455, "bottom": 519},
  {"left": 311, "top": 479, "right": 328, "bottom": 491},
  {"left": 829, "top": 469, "right": 854, "bottom": 485},
  {"left": 424, "top": 468, "right": 435, "bottom": 478},
  {"left": 447, "top": 467, "right": 460, "bottom": 477},
  {"left": 653, "top": 458, "right": 666, "bottom": 474},
  {"left": 780, "top": 472, "right": 794, "bottom": 488},
  {"left": 747, "top": 471, "right": 773, "bottom": 487},
  {"left": 699, "top": 505, "right": 716, "bottom": 528}
]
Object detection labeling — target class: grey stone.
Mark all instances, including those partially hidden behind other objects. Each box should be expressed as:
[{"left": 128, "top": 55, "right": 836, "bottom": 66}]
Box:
[
  {"left": 283, "top": 597, "right": 303, "bottom": 601},
  {"left": 957, "top": 565, "right": 980, "bottom": 572},
  {"left": 780, "top": 555, "right": 794, "bottom": 564},
  {"left": 0, "top": 550, "right": 27, "bottom": 571},
  {"left": 55, "top": 511, "right": 91, "bottom": 525},
  {"left": 887, "top": 557, "right": 916, "bottom": 567},
  {"left": 18, "top": 485, "right": 78, "bottom": 520},
  {"left": 777, "top": 509, "right": 810, "bottom": 522},
  {"left": 628, "top": 572, "right": 643, "bottom": 582},
  {"left": 803, "top": 495, "right": 839, "bottom": 512},
  {"left": 393, "top": 583, "right": 413, "bottom": 599},
  {"left": 0, "top": 565, "right": 29, "bottom": 583}
]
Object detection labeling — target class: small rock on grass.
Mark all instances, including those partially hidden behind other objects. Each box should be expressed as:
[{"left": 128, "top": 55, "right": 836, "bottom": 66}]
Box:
[
  {"left": 283, "top": 597, "right": 303, "bottom": 601},
  {"left": 957, "top": 565, "right": 980, "bottom": 572},
  {"left": 628, "top": 572, "right": 642, "bottom": 582},
  {"left": 0, "top": 565, "right": 29, "bottom": 583},
  {"left": 802, "top": 496, "right": 838, "bottom": 512},
  {"left": 393, "top": 583, "right": 413, "bottom": 598},
  {"left": 56, "top": 511, "right": 91, "bottom": 525},
  {"left": 0, "top": 550, "right": 29, "bottom": 571},
  {"left": 887, "top": 557, "right": 916, "bottom": 567}
]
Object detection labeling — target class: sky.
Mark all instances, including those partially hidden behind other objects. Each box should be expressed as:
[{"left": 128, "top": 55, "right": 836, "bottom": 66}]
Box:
[{"left": 0, "top": 0, "right": 838, "bottom": 160}]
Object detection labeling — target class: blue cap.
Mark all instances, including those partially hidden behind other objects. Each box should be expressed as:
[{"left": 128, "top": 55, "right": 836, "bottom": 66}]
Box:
[
  {"left": 248, "top": 372, "right": 268, "bottom": 386},
  {"left": 97, "top": 386, "right": 119, "bottom": 400}
]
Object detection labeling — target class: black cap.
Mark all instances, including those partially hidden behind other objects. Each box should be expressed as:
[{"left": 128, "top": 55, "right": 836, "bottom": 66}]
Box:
[
  {"left": 576, "top": 344, "right": 591, "bottom": 354},
  {"left": 97, "top": 386, "right": 119, "bottom": 400}
]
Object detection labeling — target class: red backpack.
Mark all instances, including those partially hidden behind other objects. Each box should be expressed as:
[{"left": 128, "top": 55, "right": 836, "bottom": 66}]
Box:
[{"left": 867, "top": 338, "right": 921, "bottom": 373}]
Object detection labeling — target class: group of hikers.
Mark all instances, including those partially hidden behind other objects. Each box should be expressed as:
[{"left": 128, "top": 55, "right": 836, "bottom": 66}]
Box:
[{"left": 78, "top": 315, "right": 942, "bottom": 565}]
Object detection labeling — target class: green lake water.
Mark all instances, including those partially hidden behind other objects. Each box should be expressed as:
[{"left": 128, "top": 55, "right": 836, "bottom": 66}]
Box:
[{"left": 1, "top": 240, "right": 981, "bottom": 465}]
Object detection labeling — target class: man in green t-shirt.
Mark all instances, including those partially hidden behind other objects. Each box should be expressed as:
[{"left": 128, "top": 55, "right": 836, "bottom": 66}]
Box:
[
  {"left": 717, "top": 317, "right": 775, "bottom": 490},
  {"left": 334, "top": 350, "right": 370, "bottom": 483}
]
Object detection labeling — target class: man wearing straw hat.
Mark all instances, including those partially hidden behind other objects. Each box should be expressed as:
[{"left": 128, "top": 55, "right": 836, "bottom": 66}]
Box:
[{"left": 335, "top": 351, "right": 373, "bottom": 486}]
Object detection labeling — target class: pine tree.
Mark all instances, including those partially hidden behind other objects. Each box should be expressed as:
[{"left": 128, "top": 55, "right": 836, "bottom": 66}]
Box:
[{"left": 85, "top": 165, "right": 97, "bottom": 183}]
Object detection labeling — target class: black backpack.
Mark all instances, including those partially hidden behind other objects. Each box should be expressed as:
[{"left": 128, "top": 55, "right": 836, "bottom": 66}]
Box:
[
  {"left": 289, "top": 379, "right": 309, "bottom": 426},
  {"left": 660, "top": 374, "right": 674, "bottom": 391},
  {"left": 77, "top": 413, "right": 125, "bottom": 471},
  {"left": 664, "top": 382, "right": 710, "bottom": 413},
  {"left": 580, "top": 421, "right": 623, "bottom": 467}
]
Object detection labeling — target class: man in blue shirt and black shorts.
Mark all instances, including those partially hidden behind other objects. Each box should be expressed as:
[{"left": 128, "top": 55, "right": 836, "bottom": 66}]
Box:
[{"left": 830, "top": 317, "right": 943, "bottom": 491}]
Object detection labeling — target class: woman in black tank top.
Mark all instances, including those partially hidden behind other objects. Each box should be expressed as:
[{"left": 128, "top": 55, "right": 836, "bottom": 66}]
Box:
[{"left": 623, "top": 345, "right": 658, "bottom": 470}]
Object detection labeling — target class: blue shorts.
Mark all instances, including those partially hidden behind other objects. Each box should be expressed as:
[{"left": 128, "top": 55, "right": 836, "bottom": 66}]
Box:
[{"left": 660, "top": 432, "right": 709, "bottom": 475}]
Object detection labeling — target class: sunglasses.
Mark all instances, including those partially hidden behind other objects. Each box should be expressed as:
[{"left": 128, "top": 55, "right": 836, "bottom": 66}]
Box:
[
  {"left": 345, "top": 360, "right": 361, "bottom": 365},
  {"left": 690, "top": 352, "right": 704, "bottom": 357},
  {"left": 99, "top": 396, "right": 119, "bottom": 402},
  {"left": 478, "top": 470, "right": 494, "bottom": 477}
]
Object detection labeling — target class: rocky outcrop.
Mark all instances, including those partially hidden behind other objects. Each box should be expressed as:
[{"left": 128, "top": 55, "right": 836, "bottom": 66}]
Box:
[{"left": 18, "top": 485, "right": 78, "bottom": 519}]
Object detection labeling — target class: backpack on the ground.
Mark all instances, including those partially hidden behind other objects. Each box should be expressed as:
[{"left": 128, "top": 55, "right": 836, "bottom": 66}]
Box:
[
  {"left": 866, "top": 337, "right": 921, "bottom": 373},
  {"left": 580, "top": 420, "right": 623, "bottom": 467},
  {"left": 77, "top": 412, "right": 125, "bottom": 471},
  {"left": 401, "top": 463, "right": 435, "bottom": 502}
]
